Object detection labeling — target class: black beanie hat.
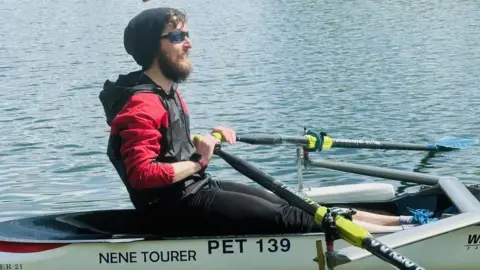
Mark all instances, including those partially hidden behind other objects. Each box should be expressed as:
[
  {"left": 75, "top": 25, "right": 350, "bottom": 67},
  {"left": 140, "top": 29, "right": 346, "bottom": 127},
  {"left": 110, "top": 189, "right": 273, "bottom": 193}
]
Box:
[{"left": 124, "top": 8, "right": 171, "bottom": 68}]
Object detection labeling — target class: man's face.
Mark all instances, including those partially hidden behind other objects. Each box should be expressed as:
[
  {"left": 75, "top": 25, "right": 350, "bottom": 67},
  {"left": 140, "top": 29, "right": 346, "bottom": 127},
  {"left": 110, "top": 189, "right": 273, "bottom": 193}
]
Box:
[{"left": 157, "top": 22, "right": 192, "bottom": 83}]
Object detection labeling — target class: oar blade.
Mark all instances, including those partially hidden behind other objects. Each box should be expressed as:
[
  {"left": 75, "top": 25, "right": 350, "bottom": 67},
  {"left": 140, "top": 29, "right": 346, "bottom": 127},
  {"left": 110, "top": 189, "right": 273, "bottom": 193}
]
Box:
[{"left": 435, "top": 136, "right": 478, "bottom": 151}]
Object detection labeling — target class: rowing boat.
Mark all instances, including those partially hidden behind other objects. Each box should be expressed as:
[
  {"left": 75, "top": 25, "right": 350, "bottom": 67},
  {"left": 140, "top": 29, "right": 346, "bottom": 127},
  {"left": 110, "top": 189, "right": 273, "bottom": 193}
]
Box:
[
  {"left": 1, "top": 181, "right": 479, "bottom": 270},
  {"left": 1, "top": 132, "right": 479, "bottom": 269}
]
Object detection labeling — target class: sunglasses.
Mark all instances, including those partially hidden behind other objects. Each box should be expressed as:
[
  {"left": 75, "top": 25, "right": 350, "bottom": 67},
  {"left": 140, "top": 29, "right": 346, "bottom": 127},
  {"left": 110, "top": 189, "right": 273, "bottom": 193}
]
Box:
[{"left": 160, "top": 30, "right": 190, "bottom": 44}]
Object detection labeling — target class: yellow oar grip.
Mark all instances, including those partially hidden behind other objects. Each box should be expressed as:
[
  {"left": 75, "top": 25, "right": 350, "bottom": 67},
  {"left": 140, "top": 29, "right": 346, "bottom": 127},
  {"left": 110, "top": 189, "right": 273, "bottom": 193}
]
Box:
[
  {"left": 193, "top": 133, "right": 224, "bottom": 143},
  {"left": 212, "top": 132, "right": 223, "bottom": 141},
  {"left": 314, "top": 207, "right": 371, "bottom": 248}
]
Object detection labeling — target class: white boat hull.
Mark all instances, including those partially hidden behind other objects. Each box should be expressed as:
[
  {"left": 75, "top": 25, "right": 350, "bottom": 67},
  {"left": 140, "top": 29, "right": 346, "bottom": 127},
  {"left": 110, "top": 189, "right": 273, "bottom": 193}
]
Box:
[
  {"left": 1, "top": 225, "right": 479, "bottom": 270},
  {"left": 1, "top": 183, "right": 479, "bottom": 269}
]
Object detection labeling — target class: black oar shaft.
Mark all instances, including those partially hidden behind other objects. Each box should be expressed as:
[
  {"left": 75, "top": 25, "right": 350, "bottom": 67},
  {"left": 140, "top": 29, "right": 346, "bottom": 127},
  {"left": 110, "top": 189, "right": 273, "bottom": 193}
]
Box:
[
  {"left": 215, "top": 148, "right": 426, "bottom": 270},
  {"left": 236, "top": 135, "right": 310, "bottom": 146},
  {"left": 228, "top": 133, "right": 474, "bottom": 152},
  {"left": 331, "top": 139, "right": 435, "bottom": 151},
  {"left": 362, "top": 238, "right": 426, "bottom": 270},
  {"left": 233, "top": 135, "right": 437, "bottom": 152}
]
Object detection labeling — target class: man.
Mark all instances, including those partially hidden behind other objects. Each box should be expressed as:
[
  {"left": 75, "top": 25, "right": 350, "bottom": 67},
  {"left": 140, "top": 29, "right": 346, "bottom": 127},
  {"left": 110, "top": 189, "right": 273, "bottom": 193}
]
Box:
[{"left": 99, "top": 7, "right": 437, "bottom": 236}]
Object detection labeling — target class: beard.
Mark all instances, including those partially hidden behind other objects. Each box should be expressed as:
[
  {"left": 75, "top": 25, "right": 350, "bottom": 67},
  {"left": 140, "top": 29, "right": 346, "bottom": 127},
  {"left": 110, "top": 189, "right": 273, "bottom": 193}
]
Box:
[{"left": 157, "top": 47, "right": 192, "bottom": 83}]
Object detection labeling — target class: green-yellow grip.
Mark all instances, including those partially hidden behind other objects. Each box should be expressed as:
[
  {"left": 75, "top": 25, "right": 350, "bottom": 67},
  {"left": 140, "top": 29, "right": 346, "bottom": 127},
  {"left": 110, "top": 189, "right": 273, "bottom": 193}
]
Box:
[
  {"left": 212, "top": 132, "right": 223, "bottom": 141},
  {"left": 193, "top": 133, "right": 224, "bottom": 143},
  {"left": 314, "top": 207, "right": 371, "bottom": 248}
]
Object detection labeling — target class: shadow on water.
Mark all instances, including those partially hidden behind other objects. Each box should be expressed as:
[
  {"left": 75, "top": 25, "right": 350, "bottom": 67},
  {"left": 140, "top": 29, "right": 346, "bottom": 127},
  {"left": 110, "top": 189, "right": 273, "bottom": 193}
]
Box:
[
  {"left": 396, "top": 152, "right": 439, "bottom": 194},
  {"left": 413, "top": 151, "right": 438, "bottom": 173}
]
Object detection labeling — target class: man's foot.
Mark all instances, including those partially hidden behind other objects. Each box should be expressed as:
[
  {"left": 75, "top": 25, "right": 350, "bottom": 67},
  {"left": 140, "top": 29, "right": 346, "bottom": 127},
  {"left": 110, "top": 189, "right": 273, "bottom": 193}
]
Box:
[{"left": 406, "top": 207, "right": 438, "bottom": 225}]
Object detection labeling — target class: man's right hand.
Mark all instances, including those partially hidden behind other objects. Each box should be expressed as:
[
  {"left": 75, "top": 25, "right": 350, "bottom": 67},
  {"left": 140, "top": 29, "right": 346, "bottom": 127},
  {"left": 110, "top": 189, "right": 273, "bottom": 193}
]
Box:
[{"left": 195, "top": 134, "right": 221, "bottom": 161}]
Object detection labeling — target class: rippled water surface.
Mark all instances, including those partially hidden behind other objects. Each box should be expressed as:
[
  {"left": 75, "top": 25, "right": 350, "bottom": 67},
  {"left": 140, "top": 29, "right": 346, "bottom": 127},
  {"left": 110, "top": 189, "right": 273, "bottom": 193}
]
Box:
[{"left": 1, "top": 0, "right": 479, "bottom": 221}]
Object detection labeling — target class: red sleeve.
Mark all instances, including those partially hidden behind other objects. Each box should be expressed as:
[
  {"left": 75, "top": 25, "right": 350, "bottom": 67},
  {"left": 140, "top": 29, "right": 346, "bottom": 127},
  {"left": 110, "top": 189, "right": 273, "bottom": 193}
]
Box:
[{"left": 110, "top": 93, "right": 175, "bottom": 189}]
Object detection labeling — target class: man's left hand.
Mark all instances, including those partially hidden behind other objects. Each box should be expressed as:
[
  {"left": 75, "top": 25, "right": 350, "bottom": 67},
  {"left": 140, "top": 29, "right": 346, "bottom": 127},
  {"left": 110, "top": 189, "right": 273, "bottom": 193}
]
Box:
[{"left": 211, "top": 126, "right": 236, "bottom": 144}]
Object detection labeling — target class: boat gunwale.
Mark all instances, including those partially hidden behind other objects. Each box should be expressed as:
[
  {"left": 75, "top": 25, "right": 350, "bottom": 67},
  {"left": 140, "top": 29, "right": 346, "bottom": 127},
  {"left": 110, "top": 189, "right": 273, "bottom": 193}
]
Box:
[
  {"left": 2, "top": 221, "right": 480, "bottom": 244},
  {"left": 0, "top": 232, "right": 329, "bottom": 244}
]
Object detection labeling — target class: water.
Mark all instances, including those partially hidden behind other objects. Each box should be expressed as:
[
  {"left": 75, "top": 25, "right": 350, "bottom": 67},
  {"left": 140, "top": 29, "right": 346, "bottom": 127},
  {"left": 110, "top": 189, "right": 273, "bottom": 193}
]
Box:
[{"left": 1, "top": 0, "right": 479, "bottom": 221}]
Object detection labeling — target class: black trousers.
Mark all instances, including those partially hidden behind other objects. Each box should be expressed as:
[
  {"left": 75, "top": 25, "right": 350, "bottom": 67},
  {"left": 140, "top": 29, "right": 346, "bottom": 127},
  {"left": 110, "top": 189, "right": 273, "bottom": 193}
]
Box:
[{"left": 142, "top": 180, "right": 323, "bottom": 236}]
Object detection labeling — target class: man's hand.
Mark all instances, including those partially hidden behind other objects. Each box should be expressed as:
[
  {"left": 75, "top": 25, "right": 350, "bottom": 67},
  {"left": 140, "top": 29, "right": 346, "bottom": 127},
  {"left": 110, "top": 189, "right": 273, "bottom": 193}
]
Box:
[
  {"left": 211, "top": 126, "right": 236, "bottom": 144},
  {"left": 195, "top": 134, "right": 221, "bottom": 161}
]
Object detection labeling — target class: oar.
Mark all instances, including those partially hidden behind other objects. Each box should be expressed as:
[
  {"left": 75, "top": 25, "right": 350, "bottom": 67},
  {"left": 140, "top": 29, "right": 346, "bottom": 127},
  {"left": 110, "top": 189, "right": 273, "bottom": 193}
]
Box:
[
  {"left": 233, "top": 133, "right": 477, "bottom": 152},
  {"left": 213, "top": 146, "right": 425, "bottom": 270},
  {"left": 195, "top": 134, "right": 425, "bottom": 270},
  {"left": 326, "top": 135, "right": 478, "bottom": 152}
]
